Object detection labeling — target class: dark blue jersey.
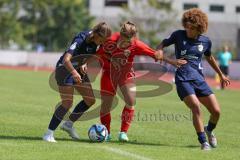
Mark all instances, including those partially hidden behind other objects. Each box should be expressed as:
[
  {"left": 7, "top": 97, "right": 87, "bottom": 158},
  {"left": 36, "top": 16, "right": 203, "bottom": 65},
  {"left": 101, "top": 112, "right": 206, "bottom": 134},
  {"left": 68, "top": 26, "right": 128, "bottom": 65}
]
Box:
[
  {"left": 57, "top": 30, "right": 98, "bottom": 67},
  {"left": 162, "top": 30, "right": 212, "bottom": 82}
]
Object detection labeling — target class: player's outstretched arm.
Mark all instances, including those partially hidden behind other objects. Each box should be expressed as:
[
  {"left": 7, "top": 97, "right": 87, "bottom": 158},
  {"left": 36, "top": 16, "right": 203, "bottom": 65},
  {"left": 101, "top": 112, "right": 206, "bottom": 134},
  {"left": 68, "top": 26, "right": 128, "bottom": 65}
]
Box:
[
  {"left": 205, "top": 55, "right": 230, "bottom": 87},
  {"left": 156, "top": 43, "right": 187, "bottom": 68},
  {"left": 163, "top": 56, "right": 187, "bottom": 68}
]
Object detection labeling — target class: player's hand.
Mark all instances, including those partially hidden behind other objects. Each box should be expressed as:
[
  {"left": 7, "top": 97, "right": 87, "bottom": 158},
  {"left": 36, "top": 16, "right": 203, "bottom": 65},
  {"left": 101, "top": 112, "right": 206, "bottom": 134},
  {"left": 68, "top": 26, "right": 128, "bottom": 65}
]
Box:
[
  {"left": 80, "top": 63, "right": 88, "bottom": 75},
  {"left": 220, "top": 74, "right": 230, "bottom": 87},
  {"left": 173, "top": 58, "right": 187, "bottom": 68},
  {"left": 155, "top": 50, "right": 163, "bottom": 62},
  {"left": 71, "top": 69, "right": 82, "bottom": 84}
]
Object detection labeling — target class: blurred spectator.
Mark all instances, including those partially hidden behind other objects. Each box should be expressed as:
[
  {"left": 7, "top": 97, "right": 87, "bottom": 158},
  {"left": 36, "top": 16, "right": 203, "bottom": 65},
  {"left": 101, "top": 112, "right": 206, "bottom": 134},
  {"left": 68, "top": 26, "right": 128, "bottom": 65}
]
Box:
[
  {"left": 36, "top": 44, "right": 45, "bottom": 53},
  {"left": 217, "top": 45, "right": 232, "bottom": 89}
]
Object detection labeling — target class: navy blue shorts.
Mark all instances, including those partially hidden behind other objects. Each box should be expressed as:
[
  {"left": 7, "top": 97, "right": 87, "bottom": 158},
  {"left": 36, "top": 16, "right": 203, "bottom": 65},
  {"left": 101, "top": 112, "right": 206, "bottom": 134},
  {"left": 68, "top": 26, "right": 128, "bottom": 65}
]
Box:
[
  {"left": 176, "top": 80, "right": 213, "bottom": 101},
  {"left": 55, "top": 66, "right": 90, "bottom": 86}
]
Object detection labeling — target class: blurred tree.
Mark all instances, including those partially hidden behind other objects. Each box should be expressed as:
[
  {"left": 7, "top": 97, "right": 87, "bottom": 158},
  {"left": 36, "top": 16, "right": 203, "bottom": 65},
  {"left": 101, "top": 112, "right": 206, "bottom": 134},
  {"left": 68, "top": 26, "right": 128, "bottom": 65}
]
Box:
[
  {"left": 119, "top": 0, "right": 176, "bottom": 48},
  {"left": 0, "top": 0, "right": 26, "bottom": 48},
  {"left": 20, "top": 0, "right": 94, "bottom": 51},
  {"left": 0, "top": 0, "right": 94, "bottom": 51}
]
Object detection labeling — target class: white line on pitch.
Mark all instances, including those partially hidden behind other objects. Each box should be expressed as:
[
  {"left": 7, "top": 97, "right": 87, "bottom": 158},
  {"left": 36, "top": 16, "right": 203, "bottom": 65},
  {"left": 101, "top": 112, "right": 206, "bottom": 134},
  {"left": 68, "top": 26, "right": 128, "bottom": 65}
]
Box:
[{"left": 101, "top": 146, "right": 154, "bottom": 160}]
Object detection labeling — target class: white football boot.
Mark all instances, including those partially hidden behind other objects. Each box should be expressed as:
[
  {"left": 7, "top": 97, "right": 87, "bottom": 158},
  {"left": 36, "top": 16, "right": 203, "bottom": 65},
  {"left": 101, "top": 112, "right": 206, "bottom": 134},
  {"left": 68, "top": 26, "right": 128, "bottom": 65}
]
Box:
[
  {"left": 61, "top": 121, "right": 80, "bottom": 140},
  {"left": 204, "top": 126, "right": 217, "bottom": 148},
  {"left": 43, "top": 130, "right": 57, "bottom": 143},
  {"left": 201, "top": 142, "right": 211, "bottom": 151}
]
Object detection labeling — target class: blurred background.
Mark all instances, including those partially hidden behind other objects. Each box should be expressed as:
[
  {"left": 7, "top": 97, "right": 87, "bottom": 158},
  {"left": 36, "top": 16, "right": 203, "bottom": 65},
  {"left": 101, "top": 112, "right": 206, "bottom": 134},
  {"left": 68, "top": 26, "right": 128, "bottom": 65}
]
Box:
[{"left": 0, "top": 0, "right": 240, "bottom": 80}]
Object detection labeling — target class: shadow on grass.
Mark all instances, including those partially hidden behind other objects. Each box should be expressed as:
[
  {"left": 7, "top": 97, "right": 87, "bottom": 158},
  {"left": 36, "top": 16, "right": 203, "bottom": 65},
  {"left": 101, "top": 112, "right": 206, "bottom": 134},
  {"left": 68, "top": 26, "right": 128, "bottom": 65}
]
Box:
[
  {"left": 0, "top": 135, "right": 42, "bottom": 141},
  {"left": 0, "top": 135, "right": 91, "bottom": 143},
  {"left": 184, "top": 145, "right": 199, "bottom": 148},
  {"left": 0, "top": 135, "right": 199, "bottom": 148},
  {"left": 107, "top": 140, "right": 199, "bottom": 148},
  {"left": 108, "top": 140, "right": 169, "bottom": 147},
  {"left": 0, "top": 135, "right": 86, "bottom": 143}
]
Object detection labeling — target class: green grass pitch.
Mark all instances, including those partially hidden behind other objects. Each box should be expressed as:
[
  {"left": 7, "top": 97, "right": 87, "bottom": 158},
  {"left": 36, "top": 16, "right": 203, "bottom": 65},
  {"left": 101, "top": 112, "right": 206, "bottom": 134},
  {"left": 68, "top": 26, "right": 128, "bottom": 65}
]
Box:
[{"left": 0, "top": 69, "right": 239, "bottom": 160}]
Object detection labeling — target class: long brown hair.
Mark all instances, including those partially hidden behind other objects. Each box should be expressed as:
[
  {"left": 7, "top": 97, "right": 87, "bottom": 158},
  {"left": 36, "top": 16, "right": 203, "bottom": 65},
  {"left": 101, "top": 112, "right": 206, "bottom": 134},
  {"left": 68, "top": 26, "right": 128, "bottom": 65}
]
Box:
[
  {"left": 92, "top": 22, "right": 112, "bottom": 38},
  {"left": 88, "top": 22, "right": 112, "bottom": 42}
]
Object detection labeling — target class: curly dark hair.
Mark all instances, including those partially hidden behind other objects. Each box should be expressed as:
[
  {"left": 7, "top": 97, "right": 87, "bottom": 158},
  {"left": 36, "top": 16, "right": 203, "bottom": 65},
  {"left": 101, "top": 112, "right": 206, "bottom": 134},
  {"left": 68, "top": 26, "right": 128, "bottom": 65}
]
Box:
[{"left": 182, "top": 8, "right": 208, "bottom": 34}]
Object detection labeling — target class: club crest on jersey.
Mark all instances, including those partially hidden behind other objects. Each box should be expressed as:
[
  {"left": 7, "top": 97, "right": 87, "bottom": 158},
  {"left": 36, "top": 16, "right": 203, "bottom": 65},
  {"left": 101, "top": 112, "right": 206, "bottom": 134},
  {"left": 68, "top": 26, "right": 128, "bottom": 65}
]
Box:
[
  {"left": 180, "top": 50, "right": 187, "bottom": 55},
  {"left": 183, "top": 41, "right": 186, "bottom": 45},
  {"left": 124, "top": 49, "right": 131, "bottom": 57},
  {"left": 198, "top": 44, "right": 204, "bottom": 52}
]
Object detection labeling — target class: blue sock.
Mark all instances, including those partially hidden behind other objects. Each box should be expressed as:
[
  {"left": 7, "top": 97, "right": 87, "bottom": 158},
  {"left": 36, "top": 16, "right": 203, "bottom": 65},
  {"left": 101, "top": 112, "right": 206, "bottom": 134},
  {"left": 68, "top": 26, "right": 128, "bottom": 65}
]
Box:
[
  {"left": 48, "top": 105, "right": 68, "bottom": 130},
  {"left": 197, "top": 132, "right": 207, "bottom": 144},
  {"left": 69, "top": 100, "right": 89, "bottom": 122},
  {"left": 207, "top": 121, "right": 216, "bottom": 132}
]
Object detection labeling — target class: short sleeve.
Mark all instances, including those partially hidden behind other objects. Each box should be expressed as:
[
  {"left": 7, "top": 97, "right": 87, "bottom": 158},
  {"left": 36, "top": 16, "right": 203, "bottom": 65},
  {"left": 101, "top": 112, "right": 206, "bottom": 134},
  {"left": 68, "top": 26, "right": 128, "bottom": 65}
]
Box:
[
  {"left": 162, "top": 31, "right": 178, "bottom": 47},
  {"left": 65, "top": 38, "right": 84, "bottom": 55},
  {"left": 204, "top": 40, "right": 212, "bottom": 56}
]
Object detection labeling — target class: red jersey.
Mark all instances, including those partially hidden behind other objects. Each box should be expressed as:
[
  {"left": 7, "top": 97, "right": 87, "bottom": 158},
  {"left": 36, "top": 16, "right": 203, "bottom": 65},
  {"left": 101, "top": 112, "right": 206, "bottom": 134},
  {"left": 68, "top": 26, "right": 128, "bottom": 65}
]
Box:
[{"left": 97, "top": 32, "right": 156, "bottom": 71}]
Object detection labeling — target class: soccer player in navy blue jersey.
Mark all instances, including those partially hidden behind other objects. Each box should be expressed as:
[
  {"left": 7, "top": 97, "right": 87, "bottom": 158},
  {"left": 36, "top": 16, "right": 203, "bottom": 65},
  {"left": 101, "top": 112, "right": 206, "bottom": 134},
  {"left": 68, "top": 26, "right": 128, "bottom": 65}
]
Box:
[
  {"left": 157, "top": 8, "right": 230, "bottom": 150},
  {"left": 43, "top": 22, "right": 112, "bottom": 142}
]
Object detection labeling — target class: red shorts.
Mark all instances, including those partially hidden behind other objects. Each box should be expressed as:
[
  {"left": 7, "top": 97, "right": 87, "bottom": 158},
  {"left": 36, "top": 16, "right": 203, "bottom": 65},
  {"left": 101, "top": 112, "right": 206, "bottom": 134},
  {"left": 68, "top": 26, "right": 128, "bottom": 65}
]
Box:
[{"left": 100, "top": 69, "right": 135, "bottom": 96}]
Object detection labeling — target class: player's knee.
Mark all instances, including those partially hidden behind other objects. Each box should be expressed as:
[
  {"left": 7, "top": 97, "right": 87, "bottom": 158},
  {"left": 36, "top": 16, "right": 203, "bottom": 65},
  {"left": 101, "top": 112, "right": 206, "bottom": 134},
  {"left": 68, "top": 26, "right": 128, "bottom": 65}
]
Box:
[{"left": 191, "top": 105, "right": 201, "bottom": 115}]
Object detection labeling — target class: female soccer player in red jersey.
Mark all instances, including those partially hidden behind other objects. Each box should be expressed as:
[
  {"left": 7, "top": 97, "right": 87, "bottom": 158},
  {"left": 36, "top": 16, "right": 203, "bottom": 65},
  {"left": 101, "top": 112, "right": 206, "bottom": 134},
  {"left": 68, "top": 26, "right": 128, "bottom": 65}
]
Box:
[{"left": 87, "top": 21, "right": 186, "bottom": 142}]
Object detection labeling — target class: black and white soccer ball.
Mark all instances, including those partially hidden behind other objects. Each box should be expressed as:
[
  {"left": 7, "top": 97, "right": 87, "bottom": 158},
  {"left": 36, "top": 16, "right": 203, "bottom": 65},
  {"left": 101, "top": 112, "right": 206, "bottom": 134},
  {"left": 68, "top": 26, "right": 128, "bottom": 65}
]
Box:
[{"left": 88, "top": 124, "right": 108, "bottom": 142}]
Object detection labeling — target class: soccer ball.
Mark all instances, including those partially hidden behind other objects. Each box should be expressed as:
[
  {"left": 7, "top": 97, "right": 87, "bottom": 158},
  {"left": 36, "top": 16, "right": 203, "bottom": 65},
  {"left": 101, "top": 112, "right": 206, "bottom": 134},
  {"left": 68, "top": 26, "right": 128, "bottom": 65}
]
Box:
[{"left": 88, "top": 124, "right": 108, "bottom": 142}]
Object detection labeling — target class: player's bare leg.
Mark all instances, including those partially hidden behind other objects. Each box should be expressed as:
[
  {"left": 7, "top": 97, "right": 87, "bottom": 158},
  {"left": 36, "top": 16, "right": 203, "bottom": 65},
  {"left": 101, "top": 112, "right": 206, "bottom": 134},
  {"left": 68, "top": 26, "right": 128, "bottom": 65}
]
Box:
[
  {"left": 198, "top": 94, "right": 220, "bottom": 148},
  {"left": 61, "top": 82, "right": 95, "bottom": 140},
  {"left": 43, "top": 86, "right": 74, "bottom": 142},
  {"left": 183, "top": 95, "right": 211, "bottom": 150}
]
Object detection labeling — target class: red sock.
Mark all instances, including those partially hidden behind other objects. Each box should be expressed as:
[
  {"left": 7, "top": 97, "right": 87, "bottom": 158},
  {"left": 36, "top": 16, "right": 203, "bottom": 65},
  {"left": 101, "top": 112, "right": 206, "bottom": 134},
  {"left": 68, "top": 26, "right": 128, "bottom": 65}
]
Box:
[
  {"left": 121, "top": 107, "right": 135, "bottom": 133},
  {"left": 100, "top": 112, "right": 111, "bottom": 134}
]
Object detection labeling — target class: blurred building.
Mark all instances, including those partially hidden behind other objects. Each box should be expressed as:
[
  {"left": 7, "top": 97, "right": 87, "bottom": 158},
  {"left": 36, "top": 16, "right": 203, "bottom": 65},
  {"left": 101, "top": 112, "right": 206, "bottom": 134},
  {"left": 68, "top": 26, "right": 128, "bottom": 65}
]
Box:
[{"left": 89, "top": 0, "right": 240, "bottom": 59}]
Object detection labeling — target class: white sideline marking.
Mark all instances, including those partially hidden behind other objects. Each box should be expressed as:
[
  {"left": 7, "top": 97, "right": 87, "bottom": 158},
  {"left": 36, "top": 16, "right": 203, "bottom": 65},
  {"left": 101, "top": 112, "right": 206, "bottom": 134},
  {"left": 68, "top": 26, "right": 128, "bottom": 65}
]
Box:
[
  {"left": 101, "top": 146, "right": 153, "bottom": 160},
  {"left": 0, "top": 142, "right": 154, "bottom": 160}
]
